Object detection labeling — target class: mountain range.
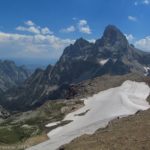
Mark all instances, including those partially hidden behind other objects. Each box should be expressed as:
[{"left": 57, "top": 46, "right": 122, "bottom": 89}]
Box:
[{"left": 0, "top": 25, "right": 150, "bottom": 111}]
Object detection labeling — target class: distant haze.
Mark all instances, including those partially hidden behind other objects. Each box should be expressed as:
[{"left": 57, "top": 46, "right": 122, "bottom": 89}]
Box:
[{"left": 0, "top": 57, "right": 56, "bottom": 69}]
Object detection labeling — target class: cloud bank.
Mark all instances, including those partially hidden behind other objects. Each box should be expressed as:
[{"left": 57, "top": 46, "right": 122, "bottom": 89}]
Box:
[
  {"left": 0, "top": 21, "right": 74, "bottom": 61},
  {"left": 60, "top": 19, "right": 92, "bottom": 34},
  {"left": 125, "top": 33, "right": 150, "bottom": 51}
]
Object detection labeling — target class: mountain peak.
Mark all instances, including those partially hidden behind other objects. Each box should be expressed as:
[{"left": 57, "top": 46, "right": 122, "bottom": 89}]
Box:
[
  {"left": 63, "top": 38, "right": 90, "bottom": 56},
  {"left": 74, "top": 38, "right": 89, "bottom": 47},
  {"left": 104, "top": 25, "right": 121, "bottom": 32},
  {"left": 103, "top": 25, "right": 125, "bottom": 38},
  {"left": 98, "top": 25, "right": 128, "bottom": 48}
]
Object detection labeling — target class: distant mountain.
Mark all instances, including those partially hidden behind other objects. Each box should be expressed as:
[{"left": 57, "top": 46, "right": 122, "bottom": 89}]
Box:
[
  {"left": 1, "top": 25, "right": 150, "bottom": 111},
  {"left": 0, "top": 60, "right": 31, "bottom": 93},
  {"left": 0, "top": 65, "right": 53, "bottom": 111}
]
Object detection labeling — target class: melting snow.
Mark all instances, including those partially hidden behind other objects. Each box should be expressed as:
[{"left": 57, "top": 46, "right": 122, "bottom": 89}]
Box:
[{"left": 27, "top": 80, "right": 150, "bottom": 150}]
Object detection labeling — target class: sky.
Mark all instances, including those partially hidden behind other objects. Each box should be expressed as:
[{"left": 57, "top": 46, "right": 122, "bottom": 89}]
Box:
[{"left": 0, "top": 0, "right": 150, "bottom": 66}]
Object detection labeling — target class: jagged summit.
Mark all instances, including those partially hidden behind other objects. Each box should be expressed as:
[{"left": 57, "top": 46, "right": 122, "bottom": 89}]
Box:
[
  {"left": 74, "top": 38, "right": 89, "bottom": 46},
  {"left": 63, "top": 37, "right": 92, "bottom": 57},
  {"left": 103, "top": 25, "right": 125, "bottom": 36},
  {"left": 103, "top": 25, "right": 127, "bottom": 40},
  {"left": 96, "top": 25, "right": 128, "bottom": 49}
]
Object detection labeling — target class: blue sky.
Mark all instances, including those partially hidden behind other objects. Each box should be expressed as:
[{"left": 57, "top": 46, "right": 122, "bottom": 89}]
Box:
[{"left": 0, "top": 0, "right": 150, "bottom": 66}]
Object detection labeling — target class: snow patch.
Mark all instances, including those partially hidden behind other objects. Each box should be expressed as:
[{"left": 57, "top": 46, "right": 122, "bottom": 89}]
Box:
[
  {"left": 27, "top": 80, "right": 150, "bottom": 150},
  {"left": 45, "top": 121, "right": 60, "bottom": 128},
  {"left": 99, "top": 59, "right": 109, "bottom": 65},
  {"left": 144, "top": 66, "right": 150, "bottom": 76}
]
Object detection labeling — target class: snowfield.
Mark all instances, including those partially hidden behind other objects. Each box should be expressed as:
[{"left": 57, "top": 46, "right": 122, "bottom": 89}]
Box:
[
  {"left": 45, "top": 121, "right": 60, "bottom": 128},
  {"left": 99, "top": 58, "right": 109, "bottom": 65},
  {"left": 27, "top": 80, "right": 150, "bottom": 150}
]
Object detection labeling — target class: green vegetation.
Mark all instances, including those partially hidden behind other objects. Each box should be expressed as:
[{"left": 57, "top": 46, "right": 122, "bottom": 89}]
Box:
[
  {"left": 0, "top": 125, "right": 37, "bottom": 144},
  {"left": 0, "top": 100, "right": 83, "bottom": 145}
]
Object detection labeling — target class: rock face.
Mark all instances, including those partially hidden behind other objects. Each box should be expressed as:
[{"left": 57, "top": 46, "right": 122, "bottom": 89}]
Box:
[
  {"left": 1, "top": 25, "right": 150, "bottom": 111},
  {"left": 0, "top": 105, "right": 10, "bottom": 119},
  {"left": 49, "top": 25, "right": 149, "bottom": 85},
  {"left": 0, "top": 60, "right": 31, "bottom": 93}
]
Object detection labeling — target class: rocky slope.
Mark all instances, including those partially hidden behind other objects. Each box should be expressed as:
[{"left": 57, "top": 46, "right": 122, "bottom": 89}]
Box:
[
  {"left": 27, "top": 80, "right": 150, "bottom": 150},
  {"left": 0, "top": 74, "right": 146, "bottom": 149},
  {"left": 63, "top": 96, "right": 150, "bottom": 150},
  {"left": 1, "top": 25, "right": 150, "bottom": 111}
]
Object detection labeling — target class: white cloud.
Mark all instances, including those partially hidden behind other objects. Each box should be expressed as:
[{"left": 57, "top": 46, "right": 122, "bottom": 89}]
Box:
[
  {"left": 25, "top": 20, "right": 35, "bottom": 26},
  {"left": 128, "top": 16, "right": 137, "bottom": 22},
  {"left": 143, "top": 0, "right": 150, "bottom": 5},
  {"left": 124, "top": 33, "right": 150, "bottom": 51},
  {"left": 134, "top": 0, "right": 150, "bottom": 5},
  {"left": 79, "top": 20, "right": 87, "bottom": 26},
  {"left": 135, "top": 36, "right": 150, "bottom": 51},
  {"left": 88, "top": 39, "right": 96, "bottom": 43},
  {"left": 0, "top": 21, "right": 75, "bottom": 60},
  {"left": 79, "top": 26, "right": 91, "bottom": 34},
  {"left": 125, "top": 34, "right": 135, "bottom": 43},
  {"left": 60, "top": 19, "right": 92, "bottom": 34},
  {"left": 124, "top": 33, "right": 150, "bottom": 52},
  {"left": 78, "top": 19, "right": 92, "bottom": 34},
  {"left": 16, "top": 26, "right": 41, "bottom": 34},
  {"left": 16, "top": 20, "right": 54, "bottom": 36},
  {"left": 41, "top": 27, "right": 53, "bottom": 35},
  {"left": 61, "top": 26, "right": 76, "bottom": 33}
]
